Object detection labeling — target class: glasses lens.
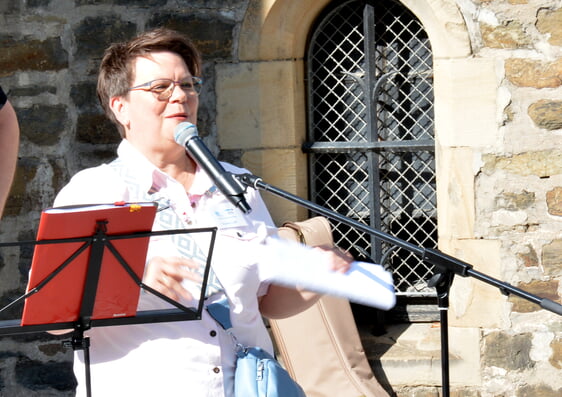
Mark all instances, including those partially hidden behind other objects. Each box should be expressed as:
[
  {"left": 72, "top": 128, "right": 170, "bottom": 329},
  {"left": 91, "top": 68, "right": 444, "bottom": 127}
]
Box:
[
  {"left": 151, "top": 80, "right": 175, "bottom": 100},
  {"left": 149, "top": 79, "right": 173, "bottom": 92},
  {"left": 192, "top": 77, "right": 203, "bottom": 94},
  {"left": 178, "top": 78, "right": 202, "bottom": 96}
]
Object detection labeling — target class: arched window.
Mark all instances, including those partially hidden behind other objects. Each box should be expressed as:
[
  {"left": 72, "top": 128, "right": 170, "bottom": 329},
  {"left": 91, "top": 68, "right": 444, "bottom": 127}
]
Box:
[{"left": 305, "top": 0, "right": 437, "bottom": 314}]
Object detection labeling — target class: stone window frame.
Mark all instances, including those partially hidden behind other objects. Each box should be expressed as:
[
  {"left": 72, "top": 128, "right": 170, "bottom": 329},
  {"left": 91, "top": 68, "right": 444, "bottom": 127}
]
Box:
[{"left": 216, "top": 0, "right": 500, "bottom": 327}]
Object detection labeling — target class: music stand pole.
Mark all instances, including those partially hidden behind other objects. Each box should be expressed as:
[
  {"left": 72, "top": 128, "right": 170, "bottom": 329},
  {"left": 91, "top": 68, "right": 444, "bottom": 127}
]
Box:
[
  {"left": 64, "top": 322, "right": 92, "bottom": 397},
  {"left": 67, "top": 220, "right": 111, "bottom": 397}
]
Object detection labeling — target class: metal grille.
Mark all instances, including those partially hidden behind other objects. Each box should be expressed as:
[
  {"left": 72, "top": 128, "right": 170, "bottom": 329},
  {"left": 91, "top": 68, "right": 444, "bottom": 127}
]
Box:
[{"left": 306, "top": 0, "right": 436, "bottom": 296}]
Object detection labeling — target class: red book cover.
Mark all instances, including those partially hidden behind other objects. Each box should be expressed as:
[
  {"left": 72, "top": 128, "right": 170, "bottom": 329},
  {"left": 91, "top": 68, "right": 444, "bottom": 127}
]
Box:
[{"left": 21, "top": 202, "right": 157, "bottom": 326}]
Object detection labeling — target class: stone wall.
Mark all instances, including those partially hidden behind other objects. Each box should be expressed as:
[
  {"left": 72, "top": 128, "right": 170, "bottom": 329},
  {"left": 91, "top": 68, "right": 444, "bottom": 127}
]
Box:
[
  {"left": 446, "top": 0, "right": 562, "bottom": 396},
  {"left": 475, "top": 0, "right": 562, "bottom": 396},
  {"left": 0, "top": 0, "right": 561, "bottom": 396}
]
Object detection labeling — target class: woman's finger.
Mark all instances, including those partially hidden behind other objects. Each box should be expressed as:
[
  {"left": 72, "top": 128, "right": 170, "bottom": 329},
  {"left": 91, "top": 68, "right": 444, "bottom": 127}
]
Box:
[{"left": 145, "top": 256, "right": 198, "bottom": 301}]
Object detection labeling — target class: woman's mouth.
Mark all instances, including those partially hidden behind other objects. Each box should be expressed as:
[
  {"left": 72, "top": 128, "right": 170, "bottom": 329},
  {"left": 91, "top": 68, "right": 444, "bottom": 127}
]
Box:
[{"left": 167, "top": 113, "right": 188, "bottom": 120}]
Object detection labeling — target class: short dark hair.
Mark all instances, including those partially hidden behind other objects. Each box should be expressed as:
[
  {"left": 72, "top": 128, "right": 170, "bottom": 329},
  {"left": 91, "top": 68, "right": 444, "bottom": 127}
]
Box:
[{"left": 97, "top": 28, "right": 202, "bottom": 137}]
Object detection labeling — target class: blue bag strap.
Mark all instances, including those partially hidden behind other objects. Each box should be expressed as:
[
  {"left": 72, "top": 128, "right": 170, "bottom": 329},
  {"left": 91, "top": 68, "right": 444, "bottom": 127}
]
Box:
[
  {"left": 206, "top": 298, "right": 232, "bottom": 330},
  {"left": 207, "top": 299, "right": 249, "bottom": 357}
]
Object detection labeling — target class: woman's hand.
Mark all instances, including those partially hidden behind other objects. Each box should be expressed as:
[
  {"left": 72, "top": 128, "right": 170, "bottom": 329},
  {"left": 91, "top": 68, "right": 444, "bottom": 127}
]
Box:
[
  {"left": 313, "top": 245, "right": 354, "bottom": 274},
  {"left": 144, "top": 256, "right": 203, "bottom": 301}
]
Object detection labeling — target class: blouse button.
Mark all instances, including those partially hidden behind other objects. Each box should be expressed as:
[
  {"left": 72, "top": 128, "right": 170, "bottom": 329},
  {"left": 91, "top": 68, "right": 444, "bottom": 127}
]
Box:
[
  {"left": 210, "top": 330, "right": 217, "bottom": 337},
  {"left": 213, "top": 367, "right": 221, "bottom": 374}
]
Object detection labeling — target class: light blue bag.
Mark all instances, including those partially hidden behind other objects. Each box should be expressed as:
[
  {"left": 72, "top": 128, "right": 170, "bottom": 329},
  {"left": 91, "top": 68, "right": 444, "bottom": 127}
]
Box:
[{"left": 207, "top": 300, "right": 306, "bottom": 397}]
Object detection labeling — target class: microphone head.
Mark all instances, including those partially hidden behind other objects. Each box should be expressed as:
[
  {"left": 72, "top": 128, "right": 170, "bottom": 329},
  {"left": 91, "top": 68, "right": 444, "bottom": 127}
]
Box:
[{"left": 174, "top": 122, "right": 199, "bottom": 146}]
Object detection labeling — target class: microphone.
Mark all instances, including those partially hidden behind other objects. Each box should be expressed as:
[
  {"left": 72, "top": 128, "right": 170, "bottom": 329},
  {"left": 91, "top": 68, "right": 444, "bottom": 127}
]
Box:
[{"left": 174, "top": 122, "right": 252, "bottom": 214}]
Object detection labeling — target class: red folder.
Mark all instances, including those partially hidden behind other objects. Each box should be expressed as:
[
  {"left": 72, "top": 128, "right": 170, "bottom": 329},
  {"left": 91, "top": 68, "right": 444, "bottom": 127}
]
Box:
[{"left": 21, "top": 202, "right": 157, "bottom": 326}]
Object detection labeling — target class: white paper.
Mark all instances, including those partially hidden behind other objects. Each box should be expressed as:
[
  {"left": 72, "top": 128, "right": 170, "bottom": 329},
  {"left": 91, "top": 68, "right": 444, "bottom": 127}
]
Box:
[{"left": 262, "top": 244, "right": 396, "bottom": 310}]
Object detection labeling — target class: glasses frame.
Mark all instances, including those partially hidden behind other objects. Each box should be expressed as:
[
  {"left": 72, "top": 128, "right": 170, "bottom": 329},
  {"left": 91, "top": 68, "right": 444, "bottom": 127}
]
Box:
[{"left": 128, "top": 77, "right": 203, "bottom": 100}]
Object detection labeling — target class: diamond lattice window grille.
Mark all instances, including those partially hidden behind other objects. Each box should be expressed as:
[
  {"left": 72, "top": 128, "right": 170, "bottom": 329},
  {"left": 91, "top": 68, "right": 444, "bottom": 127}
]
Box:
[{"left": 307, "top": 0, "right": 436, "bottom": 296}]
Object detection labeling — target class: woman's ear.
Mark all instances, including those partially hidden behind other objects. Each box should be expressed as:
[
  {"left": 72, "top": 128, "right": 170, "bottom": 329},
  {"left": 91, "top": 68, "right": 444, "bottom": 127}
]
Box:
[{"left": 109, "top": 96, "right": 130, "bottom": 129}]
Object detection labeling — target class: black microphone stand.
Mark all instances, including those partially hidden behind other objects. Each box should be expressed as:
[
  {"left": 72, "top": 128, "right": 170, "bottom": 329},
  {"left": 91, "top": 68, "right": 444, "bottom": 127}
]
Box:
[{"left": 235, "top": 172, "right": 562, "bottom": 397}]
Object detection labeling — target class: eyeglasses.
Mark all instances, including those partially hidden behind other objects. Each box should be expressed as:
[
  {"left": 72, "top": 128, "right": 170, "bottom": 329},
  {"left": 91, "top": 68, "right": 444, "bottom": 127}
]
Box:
[{"left": 128, "top": 77, "right": 203, "bottom": 100}]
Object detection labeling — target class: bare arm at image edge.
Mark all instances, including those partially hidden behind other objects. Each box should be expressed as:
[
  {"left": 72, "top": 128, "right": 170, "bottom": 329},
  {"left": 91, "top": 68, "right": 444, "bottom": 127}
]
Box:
[{"left": 0, "top": 88, "right": 20, "bottom": 218}]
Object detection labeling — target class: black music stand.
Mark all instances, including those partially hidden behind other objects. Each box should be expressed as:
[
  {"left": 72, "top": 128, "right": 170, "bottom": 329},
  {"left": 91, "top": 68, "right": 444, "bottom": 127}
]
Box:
[
  {"left": 234, "top": 172, "right": 562, "bottom": 397},
  {"left": 0, "top": 206, "right": 217, "bottom": 397}
]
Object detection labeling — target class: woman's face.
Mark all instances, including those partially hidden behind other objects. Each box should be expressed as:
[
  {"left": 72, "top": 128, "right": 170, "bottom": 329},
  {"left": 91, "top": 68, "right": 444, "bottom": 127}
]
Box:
[{"left": 111, "top": 51, "right": 199, "bottom": 159}]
